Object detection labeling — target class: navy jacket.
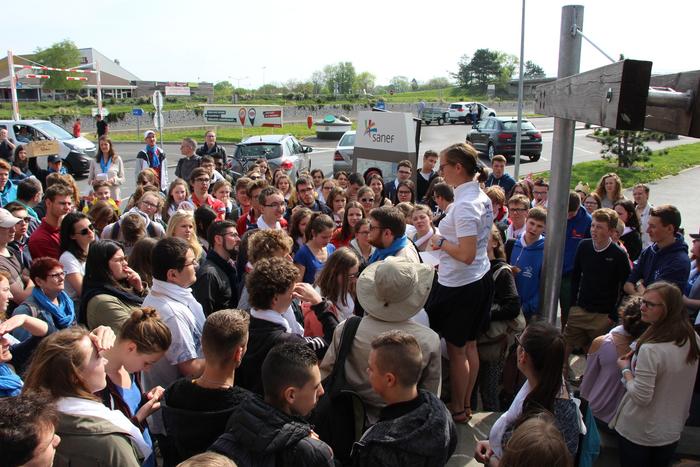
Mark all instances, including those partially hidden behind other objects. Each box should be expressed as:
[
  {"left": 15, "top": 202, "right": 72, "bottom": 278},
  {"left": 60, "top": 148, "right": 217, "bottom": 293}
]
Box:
[
  {"left": 563, "top": 206, "right": 592, "bottom": 274},
  {"left": 627, "top": 234, "right": 690, "bottom": 291}
]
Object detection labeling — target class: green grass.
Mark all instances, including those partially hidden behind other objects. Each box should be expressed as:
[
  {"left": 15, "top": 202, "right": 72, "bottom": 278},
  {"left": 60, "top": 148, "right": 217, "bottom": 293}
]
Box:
[
  {"left": 1, "top": 100, "right": 200, "bottom": 121},
  {"left": 84, "top": 121, "right": 358, "bottom": 143},
  {"left": 533, "top": 142, "right": 700, "bottom": 188}
]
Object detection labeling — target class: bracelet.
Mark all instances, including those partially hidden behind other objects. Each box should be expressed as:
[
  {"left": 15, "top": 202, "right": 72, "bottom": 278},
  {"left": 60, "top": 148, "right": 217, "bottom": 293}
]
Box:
[
  {"left": 621, "top": 368, "right": 632, "bottom": 377},
  {"left": 437, "top": 237, "right": 446, "bottom": 249}
]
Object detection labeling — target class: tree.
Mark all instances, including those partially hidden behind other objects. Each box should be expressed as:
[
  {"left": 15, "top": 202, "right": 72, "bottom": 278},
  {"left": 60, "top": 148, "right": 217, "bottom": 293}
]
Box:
[
  {"left": 410, "top": 78, "right": 419, "bottom": 91},
  {"left": 496, "top": 52, "right": 518, "bottom": 92},
  {"left": 310, "top": 71, "right": 325, "bottom": 95},
  {"left": 33, "top": 40, "right": 82, "bottom": 92},
  {"left": 453, "top": 49, "right": 501, "bottom": 92},
  {"left": 389, "top": 76, "right": 410, "bottom": 93},
  {"left": 336, "top": 62, "right": 356, "bottom": 94},
  {"left": 353, "top": 71, "right": 376, "bottom": 94},
  {"left": 524, "top": 61, "right": 546, "bottom": 79},
  {"left": 424, "top": 77, "right": 451, "bottom": 90},
  {"left": 214, "top": 81, "right": 233, "bottom": 92},
  {"left": 595, "top": 128, "right": 666, "bottom": 168}
]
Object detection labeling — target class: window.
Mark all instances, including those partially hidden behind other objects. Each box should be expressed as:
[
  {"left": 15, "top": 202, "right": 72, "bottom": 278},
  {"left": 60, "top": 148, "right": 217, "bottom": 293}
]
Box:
[{"left": 502, "top": 121, "right": 536, "bottom": 131}]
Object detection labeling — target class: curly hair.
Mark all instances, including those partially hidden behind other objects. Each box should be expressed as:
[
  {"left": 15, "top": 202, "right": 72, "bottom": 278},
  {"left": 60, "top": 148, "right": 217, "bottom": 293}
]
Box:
[{"left": 246, "top": 257, "right": 298, "bottom": 310}]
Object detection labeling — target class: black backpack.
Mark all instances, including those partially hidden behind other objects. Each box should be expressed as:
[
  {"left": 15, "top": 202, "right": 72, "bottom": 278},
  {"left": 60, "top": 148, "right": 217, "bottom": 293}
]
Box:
[{"left": 310, "top": 316, "right": 365, "bottom": 466}]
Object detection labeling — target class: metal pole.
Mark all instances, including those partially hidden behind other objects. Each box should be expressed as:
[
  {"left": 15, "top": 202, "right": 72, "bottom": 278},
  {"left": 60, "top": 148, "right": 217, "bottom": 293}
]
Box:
[
  {"left": 96, "top": 60, "right": 103, "bottom": 117},
  {"left": 514, "top": 0, "right": 526, "bottom": 179},
  {"left": 8, "top": 50, "right": 20, "bottom": 120},
  {"left": 543, "top": 5, "right": 583, "bottom": 324}
]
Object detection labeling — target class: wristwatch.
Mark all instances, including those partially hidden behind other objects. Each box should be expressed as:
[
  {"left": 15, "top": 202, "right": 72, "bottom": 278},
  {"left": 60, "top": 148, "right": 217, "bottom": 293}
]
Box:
[{"left": 437, "top": 237, "right": 446, "bottom": 249}]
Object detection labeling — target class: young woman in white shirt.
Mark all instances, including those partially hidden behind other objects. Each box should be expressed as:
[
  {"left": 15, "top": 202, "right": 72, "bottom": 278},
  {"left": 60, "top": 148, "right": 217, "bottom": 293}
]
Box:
[
  {"left": 426, "top": 142, "right": 494, "bottom": 423},
  {"left": 410, "top": 204, "right": 439, "bottom": 252}
]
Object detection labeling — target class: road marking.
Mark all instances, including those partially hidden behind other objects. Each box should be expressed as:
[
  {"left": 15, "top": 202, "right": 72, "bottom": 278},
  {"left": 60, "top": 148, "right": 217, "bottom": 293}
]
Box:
[{"left": 574, "top": 146, "right": 595, "bottom": 154}]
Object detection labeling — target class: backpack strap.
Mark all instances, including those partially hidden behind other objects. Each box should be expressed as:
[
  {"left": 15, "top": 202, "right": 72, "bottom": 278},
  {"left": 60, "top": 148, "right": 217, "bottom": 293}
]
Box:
[
  {"left": 336, "top": 316, "right": 361, "bottom": 368},
  {"left": 110, "top": 221, "right": 120, "bottom": 240},
  {"left": 146, "top": 222, "right": 157, "bottom": 238}
]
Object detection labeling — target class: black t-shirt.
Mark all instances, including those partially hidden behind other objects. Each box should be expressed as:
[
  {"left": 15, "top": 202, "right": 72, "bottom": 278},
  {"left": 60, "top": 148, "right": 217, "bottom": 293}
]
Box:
[
  {"left": 0, "top": 140, "right": 14, "bottom": 162},
  {"left": 165, "top": 378, "right": 250, "bottom": 412},
  {"left": 96, "top": 120, "right": 108, "bottom": 137}
]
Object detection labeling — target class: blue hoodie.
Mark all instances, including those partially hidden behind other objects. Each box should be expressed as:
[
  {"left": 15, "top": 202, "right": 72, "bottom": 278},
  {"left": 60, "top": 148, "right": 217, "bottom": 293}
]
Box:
[
  {"left": 510, "top": 233, "right": 545, "bottom": 317},
  {"left": 0, "top": 178, "right": 17, "bottom": 206},
  {"left": 627, "top": 234, "right": 690, "bottom": 292},
  {"left": 563, "top": 206, "right": 591, "bottom": 274}
]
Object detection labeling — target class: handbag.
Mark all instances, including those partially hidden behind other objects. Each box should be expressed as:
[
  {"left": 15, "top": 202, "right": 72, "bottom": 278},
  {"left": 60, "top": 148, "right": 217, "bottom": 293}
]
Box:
[{"left": 310, "top": 316, "right": 364, "bottom": 466}]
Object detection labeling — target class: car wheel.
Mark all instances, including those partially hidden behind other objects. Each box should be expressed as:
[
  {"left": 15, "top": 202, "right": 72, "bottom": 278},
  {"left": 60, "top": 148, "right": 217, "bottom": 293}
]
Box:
[
  {"left": 424, "top": 120, "right": 430, "bottom": 126},
  {"left": 529, "top": 154, "right": 541, "bottom": 162},
  {"left": 437, "top": 118, "right": 444, "bottom": 126},
  {"left": 489, "top": 113, "right": 496, "bottom": 117},
  {"left": 487, "top": 144, "right": 495, "bottom": 162}
]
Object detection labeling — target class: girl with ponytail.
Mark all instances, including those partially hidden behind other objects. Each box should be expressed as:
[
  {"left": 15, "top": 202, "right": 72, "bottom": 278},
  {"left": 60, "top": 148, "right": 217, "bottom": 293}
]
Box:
[
  {"left": 100, "top": 307, "right": 172, "bottom": 467},
  {"left": 475, "top": 321, "right": 580, "bottom": 464}
]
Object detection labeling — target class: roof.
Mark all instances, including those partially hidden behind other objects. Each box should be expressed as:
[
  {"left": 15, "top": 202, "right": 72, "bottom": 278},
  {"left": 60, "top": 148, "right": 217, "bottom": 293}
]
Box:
[{"left": 240, "top": 134, "right": 293, "bottom": 144}]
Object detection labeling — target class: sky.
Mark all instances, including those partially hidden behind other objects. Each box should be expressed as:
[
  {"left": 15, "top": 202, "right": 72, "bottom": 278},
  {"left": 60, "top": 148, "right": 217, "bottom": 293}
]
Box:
[{"left": 4, "top": 0, "right": 698, "bottom": 88}]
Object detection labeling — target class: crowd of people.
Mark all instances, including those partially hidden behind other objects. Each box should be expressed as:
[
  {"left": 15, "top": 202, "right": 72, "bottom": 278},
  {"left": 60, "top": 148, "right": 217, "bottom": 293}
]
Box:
[{"left": 0, "top": 127, "right": 698, "bottom": 467}]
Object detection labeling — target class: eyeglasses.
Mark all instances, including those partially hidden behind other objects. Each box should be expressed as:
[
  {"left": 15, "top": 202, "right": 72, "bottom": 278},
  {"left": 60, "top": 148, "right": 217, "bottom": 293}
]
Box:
[
  {"left": 360, "top": 198, "right": 374, "bottom": 203},
  {"left": 264, "top": 202, "right": 285, "bottom": 209},
  {"left": 75, "top": 224, "right": 95, "bottom": 235},
  {"left": 348, "top": 272, "right": 360, "bottom": 279},
  {"left": 194, "top": 178, "right": 211, "bottom": 183},
  {"left": 46, "top": 271, "right": 65, "bottom": 280},
  {"left": 641, "top": 299, "right": 663, "bottom": 308},
  {"left": 298, "top": 187, "right": 313, "bottom": 194},
  {"left": 14, "top": 216, "right": 31, "bottom": 224},
  {"left": 184, "top": 259, "right": 199, "bottom": 268},
  {"left": 140, "top": 200, "right": 159, "bottom": 209},
  {"left": 533, "top": 191, "right": 547, "bottom": 196}
]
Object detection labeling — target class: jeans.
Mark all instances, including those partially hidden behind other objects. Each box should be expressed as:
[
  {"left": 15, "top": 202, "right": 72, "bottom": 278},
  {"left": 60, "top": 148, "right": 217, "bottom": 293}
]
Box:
[{"left": 616, "top": 432, "right": 678, "bottom": 467}]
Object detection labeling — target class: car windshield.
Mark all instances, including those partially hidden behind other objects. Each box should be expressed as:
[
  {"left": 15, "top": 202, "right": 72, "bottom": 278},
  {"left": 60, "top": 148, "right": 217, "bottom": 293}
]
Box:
[
  {"left": 236, "top": 143, "right": 283, "bottom": 160},
  {"left": 339, "top": 133, "right": 355, "bottom": 147},
  {"left": 32, "top": 121, "right": 74, "bottom": 140},
  {"left": 502, "top": 121, "right": 536, "bottom": 131}
]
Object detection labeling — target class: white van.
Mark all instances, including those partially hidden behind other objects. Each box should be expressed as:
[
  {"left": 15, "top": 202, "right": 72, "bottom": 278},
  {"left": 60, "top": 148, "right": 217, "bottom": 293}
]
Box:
[{"left": 0, "top": 120, "right": 95, "bottom": 176}]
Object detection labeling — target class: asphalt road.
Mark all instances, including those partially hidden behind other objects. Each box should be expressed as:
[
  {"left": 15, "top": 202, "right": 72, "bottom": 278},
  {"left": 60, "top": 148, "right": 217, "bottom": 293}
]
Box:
[{"left": 76, "top": 117, "right": 696, "bottom": 200}]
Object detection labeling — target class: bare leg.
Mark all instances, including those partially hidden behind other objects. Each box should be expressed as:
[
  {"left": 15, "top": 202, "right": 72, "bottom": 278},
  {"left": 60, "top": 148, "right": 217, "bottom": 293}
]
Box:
[
  {"left": 446, "top": 341, "right": 468, "bottom": 416},
  {"left": 464, "top": 340, "right": 479, "bottom": 416}
]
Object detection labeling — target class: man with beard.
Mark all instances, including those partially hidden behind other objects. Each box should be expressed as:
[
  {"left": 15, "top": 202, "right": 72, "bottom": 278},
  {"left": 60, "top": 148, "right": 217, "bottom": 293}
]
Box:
[
  {"left": 193, "top": 221, "right": 241, "bottom": 316},
  {"left": 367, "top": 206, "right": 420, "bottom": 264}
]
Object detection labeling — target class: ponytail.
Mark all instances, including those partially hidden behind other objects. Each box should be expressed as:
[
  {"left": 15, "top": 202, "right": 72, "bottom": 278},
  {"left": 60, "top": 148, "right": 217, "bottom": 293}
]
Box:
[{"left": 118, "top": 307, "right": 172, "bottom": 354}]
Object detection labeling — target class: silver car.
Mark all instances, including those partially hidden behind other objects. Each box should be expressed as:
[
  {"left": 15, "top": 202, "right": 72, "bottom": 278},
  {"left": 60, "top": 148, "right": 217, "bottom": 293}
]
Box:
[
  {"left": 232, "top": 134, "right": 312, "bottom": 181},
  {"left": 334, "top": 130, "right": 355, "bottom": 174}
]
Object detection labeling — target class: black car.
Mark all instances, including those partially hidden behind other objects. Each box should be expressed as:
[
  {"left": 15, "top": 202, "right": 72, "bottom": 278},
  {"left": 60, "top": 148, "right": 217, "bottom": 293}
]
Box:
[{"left": 466, "top": 117, "right": 542, "bottom": 162}]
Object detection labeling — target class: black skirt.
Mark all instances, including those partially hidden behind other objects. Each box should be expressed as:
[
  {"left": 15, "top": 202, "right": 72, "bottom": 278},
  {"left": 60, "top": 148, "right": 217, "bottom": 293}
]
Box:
[{"left": 425, "top": 272, "right": 494, "bottom": 346}]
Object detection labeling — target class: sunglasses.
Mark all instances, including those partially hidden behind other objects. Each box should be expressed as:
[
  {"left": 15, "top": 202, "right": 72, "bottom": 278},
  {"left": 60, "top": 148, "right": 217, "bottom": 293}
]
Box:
[{"left": 76, "top": 224, "right": 95, "bottom": 235}]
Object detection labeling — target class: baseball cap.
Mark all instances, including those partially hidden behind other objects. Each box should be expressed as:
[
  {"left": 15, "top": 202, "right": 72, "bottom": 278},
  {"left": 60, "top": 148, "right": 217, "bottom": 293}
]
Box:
[
  {"left": 0, "top": 208, "right": 21, "bottom": 228},
  {"left": 47, "top": 155, "right": 62, "bottom": 163},
  {"left": 690, "top": 228, "right": 700, "bottom": 240},
  {"left": 144, "top": 130, "right": 156, "bottom": 138}
]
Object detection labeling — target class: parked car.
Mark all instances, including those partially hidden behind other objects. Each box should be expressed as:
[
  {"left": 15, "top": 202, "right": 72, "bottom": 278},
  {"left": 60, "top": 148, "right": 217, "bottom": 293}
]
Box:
[
  {"left": 448, "top": 102, "right": 497, "bottom": 124},
  {"left": 232, "top": 134, "right": 314, "bottom": 181},
  {"left": 421, "top": 107, "right": 449, "bottom": 126},
  {"left": 334, "top": 130, "right": 355, "bottom": 174},
  {"left": 466, "top": 117, "right": 542, "bottom": 162},
  {"left": 0, "top": 119, "right": 94, "bottom": 176}
]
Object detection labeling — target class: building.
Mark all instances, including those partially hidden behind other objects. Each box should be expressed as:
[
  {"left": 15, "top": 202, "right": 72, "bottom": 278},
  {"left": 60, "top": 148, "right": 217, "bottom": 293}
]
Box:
[{"left": 0, "top": 47, "right": 212, "bottom": 102}]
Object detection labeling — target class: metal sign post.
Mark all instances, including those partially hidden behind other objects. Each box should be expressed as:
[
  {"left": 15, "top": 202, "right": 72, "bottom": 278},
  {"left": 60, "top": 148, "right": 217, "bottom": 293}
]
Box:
[
  {"left": 514, "top": 0, "right": 526, "bottom": 180},
  {"left": 132, "top": 108, "right": 144, "bottom": 139},
  {"left": 96, "top": 60, "right": 103, "bottom": 117},
  {"left": 542, "top": 5, "right": 583, "bottom": 325},
  {"left": 153, "top": 91, "right": 164, "bottom": 144},
  {"left": 7, "top": 50, "right": 20, "bottom": 120}
]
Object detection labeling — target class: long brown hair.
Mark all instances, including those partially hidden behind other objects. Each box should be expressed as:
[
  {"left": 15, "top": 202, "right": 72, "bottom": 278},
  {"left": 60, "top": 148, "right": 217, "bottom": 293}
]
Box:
[
  {"left": 97, "top": 135, "right": 117, "bottom": 163},
  {"left": 519, "top": 322, "right": 566, "bottom": 418},
  {"left": 594, "top": 172, "right": 623, "bottom": 202},
  {"left": 340, "top": 201, "right": 364, "bottom": 241},
  {"left": 315, "top": 247, "right": 360, "bottom": 307},
  {"left": 118, "top": 308, "right": 172, "bottom": 354},
  {"left": 22, "top": 327, "right": 100, "bottom": 401},
  {"left": 637, "top": 281, "right": 700, "bottom": 364}
]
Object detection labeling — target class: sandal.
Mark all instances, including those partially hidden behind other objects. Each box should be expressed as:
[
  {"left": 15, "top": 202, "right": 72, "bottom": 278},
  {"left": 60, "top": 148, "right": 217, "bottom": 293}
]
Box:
[{"left": 451, "top": 409, "right": 472, "bottom": 424}]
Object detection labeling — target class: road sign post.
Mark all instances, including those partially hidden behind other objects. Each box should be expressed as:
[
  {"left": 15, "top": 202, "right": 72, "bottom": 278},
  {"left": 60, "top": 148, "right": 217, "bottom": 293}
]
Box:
[
  {"left": 153, "top": 91, "right": 164, "bottom": 144},
  {"left": 132, "top": 108, "right": 144, "bottom": 138}
]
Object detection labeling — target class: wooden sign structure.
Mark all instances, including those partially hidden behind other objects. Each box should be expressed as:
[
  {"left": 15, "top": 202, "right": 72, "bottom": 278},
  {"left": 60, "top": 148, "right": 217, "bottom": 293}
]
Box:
[
  {"left": 25, "top": 140, "right": 60, "bottom": 158},
  {"left": 536, "top": 59, "right": 700, "bottom": 137}
]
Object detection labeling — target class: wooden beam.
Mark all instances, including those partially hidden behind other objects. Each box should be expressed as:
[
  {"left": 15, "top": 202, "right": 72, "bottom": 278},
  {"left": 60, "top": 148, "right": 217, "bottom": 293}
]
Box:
[
  {"left": 646, "top": 70, "right": 700, "bottom": 137},
  {"left": 534, "top": 59, "right": 652, "bottom": 130}
]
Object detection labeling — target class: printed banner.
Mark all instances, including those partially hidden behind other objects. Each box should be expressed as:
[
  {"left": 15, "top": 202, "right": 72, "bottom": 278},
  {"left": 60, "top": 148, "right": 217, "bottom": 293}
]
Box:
[{"left": 202, "top": 105, "right": 283, "bottom": 127}]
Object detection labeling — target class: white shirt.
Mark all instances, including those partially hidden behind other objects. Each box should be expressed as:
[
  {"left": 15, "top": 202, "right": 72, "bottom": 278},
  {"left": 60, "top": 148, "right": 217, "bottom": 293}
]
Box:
[
  {"left": 59, "top": 250, "right": 85, "bottom": 300},
  {"left": 437, "top": 180, "right": 493, "bottom": 287},
  {"left": 256, "top": 216, "right": 282, "bottom": 231}
]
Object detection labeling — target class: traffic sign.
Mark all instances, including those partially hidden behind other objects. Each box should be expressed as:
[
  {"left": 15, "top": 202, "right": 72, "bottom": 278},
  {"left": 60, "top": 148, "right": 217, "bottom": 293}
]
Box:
[
  {"left": 153, "top": 91, "right": 163, "bottom": 111},
  {"left": 132, "top": 108, "right": 144, "bottom": 117},
  {"left": 91, "top": 108, "right": 110, "bottom": 117},
  {"left": 153, "top": 111, "right": 164, "bottom": 131}
]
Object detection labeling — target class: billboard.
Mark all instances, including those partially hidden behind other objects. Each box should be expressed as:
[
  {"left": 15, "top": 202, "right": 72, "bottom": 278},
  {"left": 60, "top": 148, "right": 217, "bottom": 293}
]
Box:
[
  {"left": 202, "top": 105, "right": 283, "bottom": 128},
  {"left": 165, "top": 86, "right": 191, "bottom": 96}
]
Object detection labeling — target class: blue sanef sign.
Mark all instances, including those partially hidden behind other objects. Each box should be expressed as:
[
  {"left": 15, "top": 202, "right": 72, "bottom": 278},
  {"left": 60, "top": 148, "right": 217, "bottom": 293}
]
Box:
[
  {"left": 375, "top": 100, "right": 385, "bottom": 110},
  {"left": 132, "top": 108, "right": 144, "bottom": 117}
]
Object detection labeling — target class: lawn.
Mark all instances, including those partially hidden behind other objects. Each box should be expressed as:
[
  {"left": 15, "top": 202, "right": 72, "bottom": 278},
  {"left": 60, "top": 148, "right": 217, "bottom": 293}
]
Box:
[
  {"left": 533, "top": 142, "right": 700, "bottom": 189},
  {"left": 84, "top": 121, "right": 357, "bottom": 143}
]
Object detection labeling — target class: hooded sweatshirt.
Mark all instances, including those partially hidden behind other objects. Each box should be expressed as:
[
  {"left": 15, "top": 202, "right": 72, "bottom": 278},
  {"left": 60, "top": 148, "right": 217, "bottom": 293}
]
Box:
[
  {"left": 510, "top": 233, "right": 545, "bottom": 317},
  {"left": 627, "top": 233, "right": 691, "bottom": 292},
  {"left": 563, "top": 206, "right": 591, "bottom": 274},
  {"left": 209, "top": 394, "right": 334, "bottom": 467},
  {"left": 350, "top": 390, "right": 457, "bottom": 467}
]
